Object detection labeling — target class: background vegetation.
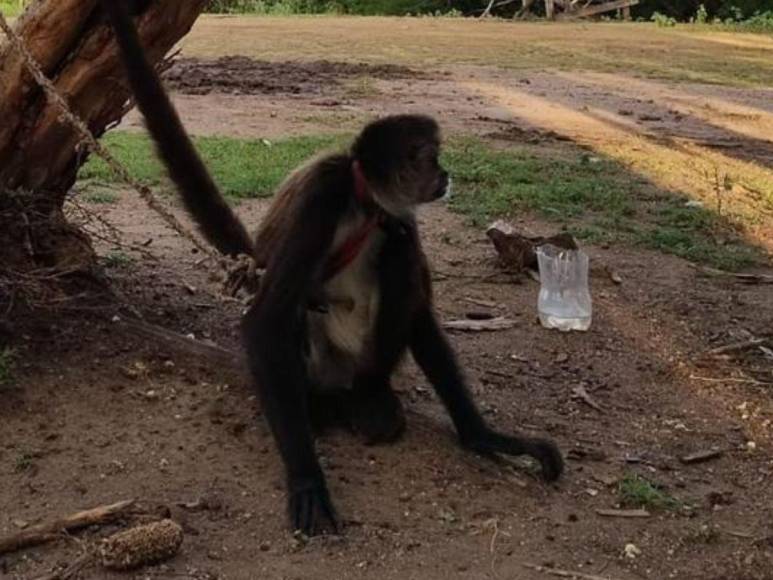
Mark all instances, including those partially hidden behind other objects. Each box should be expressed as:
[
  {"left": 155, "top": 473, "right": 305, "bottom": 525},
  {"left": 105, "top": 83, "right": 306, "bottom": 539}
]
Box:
[{"left": 206, "top": 0, "right": 773, "bottom": 23}]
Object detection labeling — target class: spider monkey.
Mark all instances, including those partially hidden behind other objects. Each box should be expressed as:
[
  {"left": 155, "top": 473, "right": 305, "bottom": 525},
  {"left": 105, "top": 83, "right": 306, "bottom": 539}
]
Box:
[{"left": 101, "top": 0, "right": 564, "bottom": 536}]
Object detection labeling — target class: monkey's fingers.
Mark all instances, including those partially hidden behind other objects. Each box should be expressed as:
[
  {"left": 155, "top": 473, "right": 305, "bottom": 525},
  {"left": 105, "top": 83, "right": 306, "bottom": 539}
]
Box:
[
  {"left": 463, "top": 431, "right": 563, "bottom": 482},
  {"left": 485, "top": 432, "right": 564, "bottom": 482},
  {"left": 288, "top": 485, "right": 340, "bottom": 536}
]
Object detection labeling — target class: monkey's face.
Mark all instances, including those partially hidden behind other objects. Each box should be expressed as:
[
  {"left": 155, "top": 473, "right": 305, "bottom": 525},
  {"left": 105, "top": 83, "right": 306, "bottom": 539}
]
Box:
[
  {"left": 353, "top": 115, "right": 450, "bottom": 216},
  {"left": 370, "top": 144, "right": 448, "bottom": 216}
]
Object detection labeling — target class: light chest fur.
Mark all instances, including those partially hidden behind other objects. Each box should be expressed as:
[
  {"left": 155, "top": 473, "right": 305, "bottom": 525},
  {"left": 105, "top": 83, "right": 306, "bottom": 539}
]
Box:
[{"left": 305, "top": 210, "right": 385, "bottom": 389}]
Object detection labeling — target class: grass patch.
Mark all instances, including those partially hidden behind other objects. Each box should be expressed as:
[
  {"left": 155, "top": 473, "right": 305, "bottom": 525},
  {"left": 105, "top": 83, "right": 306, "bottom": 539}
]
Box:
[
  {"left": 103, "top": 251, "right": 134, "bottom": 269},
  {"left": 80, "top": 131, "right": 344, "bottom": 199},
  {"left": 14, "top": 450, "right": 37, "bottom": 473},
  {"left": 79, "top": 131, "right": 766, "bottom": 270},
  {"left": 0, "top": 1, "right": 26, "bottom": 17},
  {"left": 444, "top": 138, "right": 764, "bottom": 270},
  {"left": 0, "top": 347, "right": 15, "bottom": 387},
  {"left": 618, "top": 473, "right": 682, "bottom": 511},
  {"left": 82, "top": 190, "right": 120, "bottom": 204}
]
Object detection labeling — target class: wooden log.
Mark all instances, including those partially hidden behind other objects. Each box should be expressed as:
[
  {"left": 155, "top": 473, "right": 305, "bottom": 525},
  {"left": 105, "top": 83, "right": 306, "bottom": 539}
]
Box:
[
  {"left": 556, "top": 0, "right": 638, "bottom": 20},
  {"left": 545, "top": 0, "right": 556, "bottom": 19},
  {"left": 0, "top": 499, "right": 135, "bottom": 555}
]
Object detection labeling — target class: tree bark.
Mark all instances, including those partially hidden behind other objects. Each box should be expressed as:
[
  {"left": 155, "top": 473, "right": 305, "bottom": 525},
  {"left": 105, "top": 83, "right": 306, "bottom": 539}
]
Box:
[{"left": 0, "top": 0, "right": 207, "bottom": 306}]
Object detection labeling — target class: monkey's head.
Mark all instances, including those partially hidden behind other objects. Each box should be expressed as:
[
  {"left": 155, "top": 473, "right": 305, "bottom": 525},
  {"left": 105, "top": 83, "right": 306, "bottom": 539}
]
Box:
[{"left": 352, "top": 114, "right": 449, "bottom": 216}]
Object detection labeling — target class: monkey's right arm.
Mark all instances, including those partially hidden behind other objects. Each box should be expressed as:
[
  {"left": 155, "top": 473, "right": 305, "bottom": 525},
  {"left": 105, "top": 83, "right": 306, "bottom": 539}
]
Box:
[{"left": 242, "top": 185, "right": 348, "bottom": 536}]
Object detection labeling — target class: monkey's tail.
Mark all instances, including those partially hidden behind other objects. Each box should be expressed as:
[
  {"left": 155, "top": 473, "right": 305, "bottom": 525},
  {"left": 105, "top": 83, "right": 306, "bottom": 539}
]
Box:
[{"left": 101, "top": 1, "right": 253, "bottom": 258}]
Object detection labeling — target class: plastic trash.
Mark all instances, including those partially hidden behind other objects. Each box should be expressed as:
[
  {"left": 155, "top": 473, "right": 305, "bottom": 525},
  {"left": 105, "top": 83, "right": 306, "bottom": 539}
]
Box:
[{"left": 536, "top": 244, "right": 592, "bottom": 332}]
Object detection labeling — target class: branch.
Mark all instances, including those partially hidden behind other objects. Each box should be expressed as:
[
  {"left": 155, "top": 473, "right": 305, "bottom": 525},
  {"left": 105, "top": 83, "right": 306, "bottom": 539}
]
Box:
[{"left": 0, "top": 500, "right": 135, "bottom": 555}]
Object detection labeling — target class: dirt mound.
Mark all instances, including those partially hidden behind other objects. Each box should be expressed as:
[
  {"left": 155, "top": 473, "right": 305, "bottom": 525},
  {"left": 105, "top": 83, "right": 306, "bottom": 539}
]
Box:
[{"left": 163, "top": 56, "right": 429, "bottom": 95}]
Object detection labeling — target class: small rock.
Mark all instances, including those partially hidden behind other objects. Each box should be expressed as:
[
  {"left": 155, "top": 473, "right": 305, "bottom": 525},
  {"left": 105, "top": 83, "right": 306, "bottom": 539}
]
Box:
[{"left": 624, "top": 543, "right": 642, "bottom": 559}]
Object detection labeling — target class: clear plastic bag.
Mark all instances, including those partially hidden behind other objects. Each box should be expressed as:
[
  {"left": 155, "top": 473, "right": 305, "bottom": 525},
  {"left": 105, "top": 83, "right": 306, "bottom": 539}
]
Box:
[{"left": 536, "top": 244, "right": 592, "bottom": 332}]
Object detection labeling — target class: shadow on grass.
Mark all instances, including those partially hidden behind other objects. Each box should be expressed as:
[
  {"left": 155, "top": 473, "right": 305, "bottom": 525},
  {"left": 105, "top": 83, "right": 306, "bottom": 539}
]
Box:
[{"left": 443, "top": 135, "right": 770, "bottom": 271}]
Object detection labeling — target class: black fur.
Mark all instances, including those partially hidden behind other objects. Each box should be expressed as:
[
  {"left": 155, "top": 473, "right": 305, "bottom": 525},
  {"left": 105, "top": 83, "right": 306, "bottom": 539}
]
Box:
[
  {"left": 102, "top": 0, "right": 564, "bottom": 538},
  {"left": 101, "top": 1, "right": 252, "bottom": 257}
]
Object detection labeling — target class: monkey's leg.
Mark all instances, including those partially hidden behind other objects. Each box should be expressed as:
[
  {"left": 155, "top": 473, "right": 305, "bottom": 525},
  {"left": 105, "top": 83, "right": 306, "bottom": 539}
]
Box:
[
  {"left": 349, "top": 222, "right": 421, "bottom": 444},
  {"left": 410, "top": 305, "right": 564, "bottom": 482},
  {"left": 350, "top": 374, "right": 405, "bottom": 444},
  {"left": 308, "top": 389, "right": 351, "bottom": 435},
  {"left": 243, "top": 306, "right": 339, "bottom": 535}
]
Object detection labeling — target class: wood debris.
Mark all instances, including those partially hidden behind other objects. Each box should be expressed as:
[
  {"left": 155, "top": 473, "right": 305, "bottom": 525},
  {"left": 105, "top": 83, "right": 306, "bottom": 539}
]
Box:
[
  {"left": 571, "top": 385, "right": 604, "bottom": 412},
  {"left": 0, "top": 500, "right": 136, "bottom": 555},
  {"left": 443, "top": 317, "right": 518, "bottom": 332},
  {"left": 680, "top": 449, "right": 724, "bottom": 465},
  {"left": 595, "top": 508, "right": 651, "bottom": 518}
]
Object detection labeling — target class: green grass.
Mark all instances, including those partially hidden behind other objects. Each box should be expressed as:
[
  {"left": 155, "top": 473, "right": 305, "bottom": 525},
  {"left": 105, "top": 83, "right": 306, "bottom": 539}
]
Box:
[
  {"left": 79, "top": 130, "right": 766, "bottom": 270},
  {"left": 80, "top": 131, "right": 344, "bottom": 199},
  {"left": 0, "top": 347, "right": 15, "bottom": 387},
  {"left": 444, "top": 138, "right": 764, "bottom": 270},
  {"left": 82, "top": 190, "right": 120, "bottom": 204},
  {"left": 103, "top": 251, "right": 134, "bottom": 269},
  {"left": 618, "top": 473, "right": 682, "bottom": 511},
  {"left": 0, "top": 1, "right": 25, "bottom": 17}
]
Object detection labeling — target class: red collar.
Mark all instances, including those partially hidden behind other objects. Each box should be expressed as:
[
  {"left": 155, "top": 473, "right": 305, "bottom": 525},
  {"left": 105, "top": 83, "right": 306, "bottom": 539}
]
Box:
[{"left": 322, "top": 161, "right": 380, "bottom": 281}]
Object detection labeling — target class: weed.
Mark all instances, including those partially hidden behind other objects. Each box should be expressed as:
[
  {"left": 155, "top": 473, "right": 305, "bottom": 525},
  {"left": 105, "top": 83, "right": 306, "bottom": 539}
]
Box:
[
  {"left": 103, "top": 251, "right": 133, "bottom": 268},
  {"left": 651, "top": 12, "right": 677, "bottom": 27},
  {"left": 693, "top": 4, "right": 708, "bottom": 24},
  {"left": 618, "top": 473, "right": 682, "bottom": 511},
  {"left": 14, "top": 451, "right": 36, "bottom": 473}
]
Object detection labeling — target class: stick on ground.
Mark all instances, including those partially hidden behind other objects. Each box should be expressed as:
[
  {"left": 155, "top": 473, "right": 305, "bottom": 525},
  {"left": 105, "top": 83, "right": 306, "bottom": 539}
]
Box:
[
  {"left": 0, "top": 500, "right": 135, "bottom": 555},
  {"left": 524, "top": 562, "right": 623, "bottom": 580}
]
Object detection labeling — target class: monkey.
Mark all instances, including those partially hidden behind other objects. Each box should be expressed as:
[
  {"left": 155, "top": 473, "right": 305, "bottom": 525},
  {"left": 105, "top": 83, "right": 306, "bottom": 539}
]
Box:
[{"left": 101, "top": 1, "right": 564, "bottom": 536}]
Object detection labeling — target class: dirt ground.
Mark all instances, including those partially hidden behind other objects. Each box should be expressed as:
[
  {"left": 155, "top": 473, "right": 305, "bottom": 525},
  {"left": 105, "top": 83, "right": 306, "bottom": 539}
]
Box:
[{"left": 2, "top": 17, "right": 773, "bottom": 580}]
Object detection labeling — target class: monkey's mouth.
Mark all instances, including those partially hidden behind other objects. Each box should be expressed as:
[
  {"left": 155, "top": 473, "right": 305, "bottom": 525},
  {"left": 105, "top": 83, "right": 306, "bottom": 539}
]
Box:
[{"left": 431, "top": 173, "right": 450, "bottom": 201}]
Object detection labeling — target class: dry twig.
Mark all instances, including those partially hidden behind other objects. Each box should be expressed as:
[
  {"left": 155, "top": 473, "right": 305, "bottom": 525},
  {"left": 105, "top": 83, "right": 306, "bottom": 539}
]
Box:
[
  {"left": 524, "top": 562, "right": 623, "bottom": 580},
  {"left": 0, "top": 499, "right": 135, "bottom": 555}
]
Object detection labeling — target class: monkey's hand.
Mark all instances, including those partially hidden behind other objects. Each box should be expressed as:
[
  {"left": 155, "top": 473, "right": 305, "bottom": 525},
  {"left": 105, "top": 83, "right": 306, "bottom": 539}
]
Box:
[
  {"left": 288, "top": 477, "right": 340, "bottom": 536},
  {"left": 460, "top": 428, "right": 564, "bottom": 482}
]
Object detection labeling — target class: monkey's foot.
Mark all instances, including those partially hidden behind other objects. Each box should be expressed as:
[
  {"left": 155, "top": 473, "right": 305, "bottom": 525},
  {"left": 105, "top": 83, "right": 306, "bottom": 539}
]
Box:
[
  {"left": 350, "top": 386, "right": 406, "bottom": 445},
  {"left": 288, "top": 478, "right": 339, "bottom": 536}
]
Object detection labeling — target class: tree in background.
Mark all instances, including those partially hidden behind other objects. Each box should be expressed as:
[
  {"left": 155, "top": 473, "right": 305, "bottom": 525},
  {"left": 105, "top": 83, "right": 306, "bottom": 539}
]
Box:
[{"left": 207, "top": 0, "right": 773, "bottom": 19}]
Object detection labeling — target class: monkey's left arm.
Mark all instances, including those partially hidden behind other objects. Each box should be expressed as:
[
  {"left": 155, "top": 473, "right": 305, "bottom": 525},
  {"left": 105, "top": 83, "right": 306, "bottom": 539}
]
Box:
[{"left": 409, "top": 302, "right": 564, "bottom": 482}]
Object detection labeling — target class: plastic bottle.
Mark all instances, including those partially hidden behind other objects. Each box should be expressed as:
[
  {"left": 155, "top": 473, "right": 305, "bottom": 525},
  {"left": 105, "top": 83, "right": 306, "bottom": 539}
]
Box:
[{"left": 536, "top": 244, "right": 592, "bottom": 332}]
